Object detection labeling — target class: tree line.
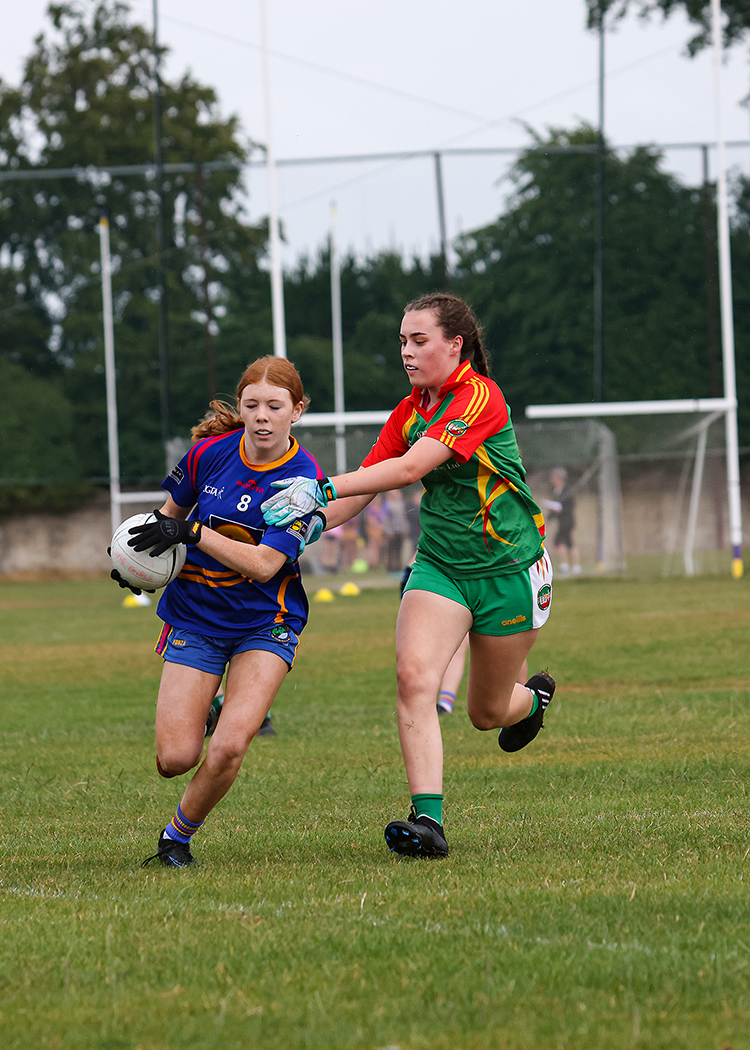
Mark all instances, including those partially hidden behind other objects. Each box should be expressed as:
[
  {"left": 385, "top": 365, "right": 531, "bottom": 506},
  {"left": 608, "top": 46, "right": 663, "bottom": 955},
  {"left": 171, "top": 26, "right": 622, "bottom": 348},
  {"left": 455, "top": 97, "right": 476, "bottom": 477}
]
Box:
[{"left": 1, "top": 1, "right": 748, "bottom": 517}]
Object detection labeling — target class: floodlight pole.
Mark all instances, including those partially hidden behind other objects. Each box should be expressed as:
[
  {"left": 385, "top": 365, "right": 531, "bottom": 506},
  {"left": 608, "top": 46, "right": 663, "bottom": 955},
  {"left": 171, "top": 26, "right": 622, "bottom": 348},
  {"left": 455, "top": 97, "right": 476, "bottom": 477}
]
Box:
[
  {"left": 593, "top": 2, "right": 606, "bottom": 403},
  {"left": 98, "top": 215, "right": 122, "bottom": 538},
  {"left": 433, "top": 152, "right": 449, "bottom": 288},
  {"left": 260, "top": 0, "right": 287, "bottom": 358},
  {"left": 710, "top": 0, "right": 744, "bottom": 577},
  {"left": 330, "top": 202, "right": 346, "bottom": 473},
  {"left": 152, "top": 0, "right": 170, "bottom": 460}
]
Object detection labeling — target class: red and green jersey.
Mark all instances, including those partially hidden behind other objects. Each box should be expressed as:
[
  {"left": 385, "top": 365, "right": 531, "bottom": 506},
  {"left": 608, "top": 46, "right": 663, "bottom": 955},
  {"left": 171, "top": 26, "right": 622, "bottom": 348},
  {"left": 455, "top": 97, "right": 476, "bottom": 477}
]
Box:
[{"left": 362, "top": 361, "right": 545, "bottom": 579}]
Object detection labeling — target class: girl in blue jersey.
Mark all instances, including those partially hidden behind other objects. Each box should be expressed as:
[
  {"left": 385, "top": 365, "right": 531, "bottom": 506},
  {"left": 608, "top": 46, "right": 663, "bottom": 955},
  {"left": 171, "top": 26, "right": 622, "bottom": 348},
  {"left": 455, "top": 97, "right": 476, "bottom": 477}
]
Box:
[{"left": 125, "top": 357, "right": 323, "bottom": 868}]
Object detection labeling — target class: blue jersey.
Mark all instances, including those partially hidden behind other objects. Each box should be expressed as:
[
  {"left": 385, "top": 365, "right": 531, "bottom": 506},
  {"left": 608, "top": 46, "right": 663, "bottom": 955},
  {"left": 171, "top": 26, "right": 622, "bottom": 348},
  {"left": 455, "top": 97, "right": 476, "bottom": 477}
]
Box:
[{"left": 156, "top": 430, "right": 322, "bottom": 638}]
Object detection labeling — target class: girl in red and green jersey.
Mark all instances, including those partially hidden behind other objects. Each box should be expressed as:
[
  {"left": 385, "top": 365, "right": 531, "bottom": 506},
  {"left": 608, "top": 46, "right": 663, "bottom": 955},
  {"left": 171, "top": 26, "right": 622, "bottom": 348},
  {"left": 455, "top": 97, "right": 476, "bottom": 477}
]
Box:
[{"left": 261, "top": 294, "right": 555, "bottom": 860}]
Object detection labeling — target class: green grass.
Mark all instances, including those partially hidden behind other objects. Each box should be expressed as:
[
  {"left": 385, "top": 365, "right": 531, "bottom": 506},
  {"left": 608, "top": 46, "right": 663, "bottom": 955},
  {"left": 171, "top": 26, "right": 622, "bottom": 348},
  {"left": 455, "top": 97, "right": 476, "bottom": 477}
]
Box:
[{"left": 1, "top": 573, "right": 749, "bottom": 1050}]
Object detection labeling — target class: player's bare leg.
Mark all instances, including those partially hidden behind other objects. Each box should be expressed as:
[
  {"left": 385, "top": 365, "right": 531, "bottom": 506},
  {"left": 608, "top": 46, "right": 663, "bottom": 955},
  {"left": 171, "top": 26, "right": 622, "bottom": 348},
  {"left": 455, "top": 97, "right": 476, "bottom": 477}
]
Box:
[
  {"left": 144, "top": 651, "right": 287, "bottom": 868},
  {"left": 394, "top": 588, "right": 472, "bottom": 795},
  {"left": 465, "top": 629, "right": 541, "bottom": 731},
  {"left": 155, "top": 663, "right": 222, "bottom": 776},
  {"left": 179, "top": 649, "right": 288, "bottom": 823},
  {"left": 385, "top": 589, "right": 471, "bottom": 859},
  {"left": 466, "top": 630, "right": 555, "bottom": 754}
]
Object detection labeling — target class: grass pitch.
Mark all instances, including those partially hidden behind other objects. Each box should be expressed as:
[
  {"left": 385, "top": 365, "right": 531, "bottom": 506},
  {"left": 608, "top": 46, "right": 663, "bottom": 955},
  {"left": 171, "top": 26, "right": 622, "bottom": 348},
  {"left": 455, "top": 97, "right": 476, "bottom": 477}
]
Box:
[{"left": 1, "top": 572, "right": 749, "bottom": 1050}]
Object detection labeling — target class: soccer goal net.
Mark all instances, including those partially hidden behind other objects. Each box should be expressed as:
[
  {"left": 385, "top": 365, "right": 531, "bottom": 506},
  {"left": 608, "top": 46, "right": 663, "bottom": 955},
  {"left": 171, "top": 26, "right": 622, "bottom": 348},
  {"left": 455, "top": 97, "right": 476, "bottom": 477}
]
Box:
[{"left": 523, "top": 400, "right": 733, "bottom": 576}]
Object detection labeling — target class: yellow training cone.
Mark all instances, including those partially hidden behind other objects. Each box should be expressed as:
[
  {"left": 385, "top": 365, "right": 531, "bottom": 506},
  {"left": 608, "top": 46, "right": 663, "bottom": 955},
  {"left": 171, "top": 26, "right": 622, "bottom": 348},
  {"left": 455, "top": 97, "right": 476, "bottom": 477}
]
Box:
[
  {"left": 339, "top": 582, "right": 361, "bottom": 596},
  {"left": 313, "top": 587, "right": 335, "bottom": 602},
  {"left": 121, "top": 592, "right": 151, "bottom": 609},
  {"left": 122, "top": 592, "right": 152, "bottom": 608}
]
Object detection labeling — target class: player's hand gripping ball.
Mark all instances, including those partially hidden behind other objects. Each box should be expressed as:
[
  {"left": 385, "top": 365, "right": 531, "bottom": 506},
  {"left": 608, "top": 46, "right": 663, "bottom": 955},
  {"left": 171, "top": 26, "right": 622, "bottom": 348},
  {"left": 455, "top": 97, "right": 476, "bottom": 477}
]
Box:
[
  {"left": 109, "top": 512, "right": 188, "bottom": 592},
  {"left": 127, "top": 508, "right": 203, "bottom": 557}
]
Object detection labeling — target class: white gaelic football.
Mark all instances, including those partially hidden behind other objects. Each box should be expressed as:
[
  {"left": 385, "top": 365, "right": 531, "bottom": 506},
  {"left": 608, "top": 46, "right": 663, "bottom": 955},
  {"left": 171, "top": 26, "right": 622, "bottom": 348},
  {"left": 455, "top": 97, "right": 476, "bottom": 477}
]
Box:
[{"left": 110, "top": 512, "right": 187, "bottom": 591}]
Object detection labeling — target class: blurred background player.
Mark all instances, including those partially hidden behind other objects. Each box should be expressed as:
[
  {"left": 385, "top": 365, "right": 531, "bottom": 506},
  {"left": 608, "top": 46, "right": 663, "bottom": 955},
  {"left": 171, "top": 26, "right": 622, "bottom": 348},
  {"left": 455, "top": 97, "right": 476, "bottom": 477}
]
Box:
[
  {"left": 262, "top": 293, "right": 555, "bottom": 861},
  {"left": 542, "top": 467, "right": 581, "bottom": 577},
  {"left": 382, "top": 489, "right": 409, "bottom": 574},
  {"left": 205, "top": 681, "right": 275, "bottom": 738},
  {"left": 117, "top": 356, "right": 322, "bottom": 868}
]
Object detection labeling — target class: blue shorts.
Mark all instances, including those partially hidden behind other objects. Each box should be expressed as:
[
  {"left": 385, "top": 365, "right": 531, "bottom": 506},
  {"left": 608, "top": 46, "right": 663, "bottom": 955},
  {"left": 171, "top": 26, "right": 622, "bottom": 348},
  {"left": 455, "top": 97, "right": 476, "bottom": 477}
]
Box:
[{"left": 155, "top": 622, "right": 300, "bottom": 673}]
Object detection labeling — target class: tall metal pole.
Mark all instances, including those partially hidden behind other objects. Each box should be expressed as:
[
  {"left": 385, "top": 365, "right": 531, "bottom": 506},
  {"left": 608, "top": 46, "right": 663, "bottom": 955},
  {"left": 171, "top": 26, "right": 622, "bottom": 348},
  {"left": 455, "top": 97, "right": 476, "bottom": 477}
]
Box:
[
  {"left": 433, "top": 152, "right": 449, "bottom": 288},
  {"left": 593, "top": 2, "right": 606, "bottom": 402},
  {"left": 330, "top": 202, "right": 346, "bottom": 473},
  {"left": 195, "top": 165, "right": 217, "bottom": 401},
  {"left": 700, "top": 144, "right": 721, "bottom": 398},
  {"left": 710, "top": 0, "right": 744, "bottom": 577},
  {"left": 98, "top": 215, "right": 122, "bottom": 538},
  {"left": 152, "top": 0, "right": 170, "bottom": 456},
  {"left": 260, "top": 0, "right": 287, "bottom": 358}
]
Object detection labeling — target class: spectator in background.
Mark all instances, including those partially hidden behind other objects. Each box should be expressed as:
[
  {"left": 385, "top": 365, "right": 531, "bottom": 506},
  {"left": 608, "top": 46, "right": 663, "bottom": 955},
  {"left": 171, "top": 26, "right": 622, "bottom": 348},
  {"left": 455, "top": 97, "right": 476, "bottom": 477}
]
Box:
[
  {"left": 339, "top": 515, "right": 359, "bottom": 570},
  {"left": 382, "top": 489, "right": 409, "bottom": 573},
  {"left": 364, "top": 493, "right": 385, "bottom": 569},
  {"left": 405, "top": 487, "right": 423, "bottom": 553},
  {"left": 543, "top": 467, "right": 581, "bottom": 577}
]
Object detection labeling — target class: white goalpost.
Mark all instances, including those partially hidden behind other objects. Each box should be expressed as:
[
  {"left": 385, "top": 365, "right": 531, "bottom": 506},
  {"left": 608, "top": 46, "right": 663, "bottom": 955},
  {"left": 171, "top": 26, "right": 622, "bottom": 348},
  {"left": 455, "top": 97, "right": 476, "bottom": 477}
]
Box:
[{"left": 525, "top": 397, "right": 742, "bottom": 577}]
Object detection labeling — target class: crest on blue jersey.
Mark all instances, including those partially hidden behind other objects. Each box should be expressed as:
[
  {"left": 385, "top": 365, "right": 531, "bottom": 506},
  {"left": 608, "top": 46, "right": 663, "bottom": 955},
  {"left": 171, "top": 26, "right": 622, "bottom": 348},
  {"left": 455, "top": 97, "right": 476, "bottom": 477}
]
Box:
[{"left": 208, "top": 514, "right": 264, "bottom": 545}]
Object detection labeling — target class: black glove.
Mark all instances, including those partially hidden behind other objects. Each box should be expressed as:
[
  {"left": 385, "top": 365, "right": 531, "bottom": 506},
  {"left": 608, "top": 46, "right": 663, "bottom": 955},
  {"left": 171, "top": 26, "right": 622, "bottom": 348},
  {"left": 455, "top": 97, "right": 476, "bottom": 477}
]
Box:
[
  {"left": 127, "top": 509, "right": 203, "bottom": 557},
  {"left": 107, "top": 549, "right": 155, "bottom": 596},
  {"left": 109, "top": 568, "right": 155, "bottom": 596}
]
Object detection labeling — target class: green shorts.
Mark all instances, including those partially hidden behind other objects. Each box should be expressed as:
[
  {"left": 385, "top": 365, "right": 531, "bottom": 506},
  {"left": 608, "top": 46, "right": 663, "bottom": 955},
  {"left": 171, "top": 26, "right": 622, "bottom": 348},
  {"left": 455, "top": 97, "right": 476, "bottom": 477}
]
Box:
[{"left": 403, "top": 551, "right": 553, "bottom": 636}]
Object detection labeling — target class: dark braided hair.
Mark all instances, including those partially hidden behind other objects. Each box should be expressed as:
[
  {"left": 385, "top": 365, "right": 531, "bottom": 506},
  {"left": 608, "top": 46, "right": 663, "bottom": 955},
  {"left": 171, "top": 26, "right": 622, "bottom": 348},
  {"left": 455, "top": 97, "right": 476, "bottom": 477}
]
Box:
[{"left": 404, "top": 293, "right": 491, "bottom": 377}]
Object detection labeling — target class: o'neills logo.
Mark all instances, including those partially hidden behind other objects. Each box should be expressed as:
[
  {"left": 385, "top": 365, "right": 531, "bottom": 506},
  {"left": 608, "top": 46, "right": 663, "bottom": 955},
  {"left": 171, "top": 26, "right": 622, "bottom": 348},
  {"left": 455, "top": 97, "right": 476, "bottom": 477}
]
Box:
[
  {"left": 502, "top": 614, "right": 527, "bottom": 626},
  {"left": 445, "top": 418, "right": 468, "bottom": 437},
  {"left": 537, "top": 584, "right": 552, "bottom": 610}
]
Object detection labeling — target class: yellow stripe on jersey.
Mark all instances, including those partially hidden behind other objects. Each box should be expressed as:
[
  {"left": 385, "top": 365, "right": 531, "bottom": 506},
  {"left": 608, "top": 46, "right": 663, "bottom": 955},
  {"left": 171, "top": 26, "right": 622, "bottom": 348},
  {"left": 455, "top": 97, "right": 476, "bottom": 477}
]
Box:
[
  {"left": 274, "top": 573, "right": 296, "bottom": 623},
  {"left": 178, "top": 562, "right": 248, "bottom": 588},
  {"left": 401, "top": 408, "right": 419, "bottom": 447},
  {"left": 463, "top": 377, "right": 491, "bottom": 425},
  {"left": 473, "top": 446, "right": 547, "bottom": 545},
  {"left": 469, "top": 447, "right": 517, "bottom": 546},
  {"left": 441, "top": 377, "right": 490, "bottom": 450}
]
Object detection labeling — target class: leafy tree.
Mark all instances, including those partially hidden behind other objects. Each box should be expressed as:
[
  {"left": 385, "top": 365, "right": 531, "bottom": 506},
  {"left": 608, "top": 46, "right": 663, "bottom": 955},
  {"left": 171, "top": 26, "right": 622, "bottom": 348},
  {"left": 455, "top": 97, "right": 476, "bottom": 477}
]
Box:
[
  {"left": 585, "top": 1, "right": 750, "bottom": 53},
  {"left": 0, "top": 358, "right": 96, "bottom": 518},
  {"left": 0, "top": 1, "right": 266, "bottom": 484},
  {"left": 453, "top": 125, "right": 723, "bottom": 418}
]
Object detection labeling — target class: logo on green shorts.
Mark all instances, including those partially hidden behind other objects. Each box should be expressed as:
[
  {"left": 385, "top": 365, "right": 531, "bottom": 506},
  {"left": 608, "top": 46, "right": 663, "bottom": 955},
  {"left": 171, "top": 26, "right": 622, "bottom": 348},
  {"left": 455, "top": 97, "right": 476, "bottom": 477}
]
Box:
[{"left": 537, "top": 584, "right": 552, "bottom": 611}]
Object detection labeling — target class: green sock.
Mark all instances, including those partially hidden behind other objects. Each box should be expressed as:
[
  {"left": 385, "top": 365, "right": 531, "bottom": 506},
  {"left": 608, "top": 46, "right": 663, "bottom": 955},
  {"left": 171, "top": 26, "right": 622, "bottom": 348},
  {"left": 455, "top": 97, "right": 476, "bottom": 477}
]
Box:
[
  {"left": 527, "top": 690, "right": 540, "bottom": 718},
  {"left": 412, "top": 793, "right": 443, "bottom": 825}
]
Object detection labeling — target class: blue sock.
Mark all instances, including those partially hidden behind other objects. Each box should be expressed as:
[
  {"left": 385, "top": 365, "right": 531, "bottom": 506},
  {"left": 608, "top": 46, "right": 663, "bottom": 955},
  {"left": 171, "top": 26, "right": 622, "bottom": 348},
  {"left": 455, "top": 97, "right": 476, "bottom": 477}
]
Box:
[
  {"left": 163, "top": 804, "right": 204, "bottom": 844},
  {"left": 437, "top": 690, "right": 455, "bottom": 712}
]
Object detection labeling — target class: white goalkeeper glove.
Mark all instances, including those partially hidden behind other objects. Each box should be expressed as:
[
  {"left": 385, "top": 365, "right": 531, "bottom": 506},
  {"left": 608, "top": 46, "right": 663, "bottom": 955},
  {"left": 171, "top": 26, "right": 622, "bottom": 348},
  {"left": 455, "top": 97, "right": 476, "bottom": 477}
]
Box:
[{"left": 261, "top": 476, "right": 337, "bottom": 527}]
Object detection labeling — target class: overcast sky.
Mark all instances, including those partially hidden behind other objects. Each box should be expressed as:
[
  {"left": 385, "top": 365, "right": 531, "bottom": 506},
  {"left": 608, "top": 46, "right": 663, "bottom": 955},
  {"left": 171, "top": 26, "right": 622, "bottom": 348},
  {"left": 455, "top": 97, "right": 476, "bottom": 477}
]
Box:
[{"left": 2, "top": 0, "right": 750, "bottom": 266}]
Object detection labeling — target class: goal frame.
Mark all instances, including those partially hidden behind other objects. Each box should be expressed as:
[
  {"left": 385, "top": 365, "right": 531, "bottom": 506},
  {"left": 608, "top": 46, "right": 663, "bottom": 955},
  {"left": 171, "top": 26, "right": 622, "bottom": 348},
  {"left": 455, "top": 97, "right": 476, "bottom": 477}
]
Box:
[{"left": 525, "top": 397, "right": 743, "bottom": 578}]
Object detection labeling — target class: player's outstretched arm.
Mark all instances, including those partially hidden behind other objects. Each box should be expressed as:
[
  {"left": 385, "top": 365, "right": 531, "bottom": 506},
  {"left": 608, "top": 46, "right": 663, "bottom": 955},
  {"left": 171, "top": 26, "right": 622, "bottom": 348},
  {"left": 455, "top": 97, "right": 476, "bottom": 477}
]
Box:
[{"left": 262, "top": 438, "right": 451, "bottom": 527}]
